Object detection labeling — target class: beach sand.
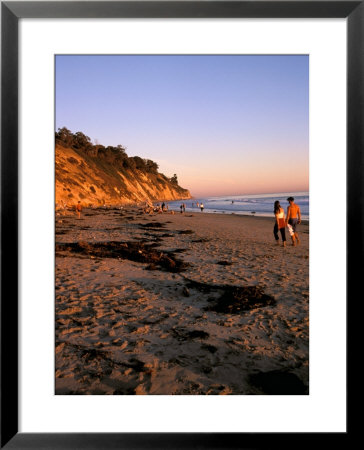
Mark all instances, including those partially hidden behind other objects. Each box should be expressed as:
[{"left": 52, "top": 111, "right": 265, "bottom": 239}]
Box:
[{"left": 55, "top": 207, "right": 309, "bottom": 395}]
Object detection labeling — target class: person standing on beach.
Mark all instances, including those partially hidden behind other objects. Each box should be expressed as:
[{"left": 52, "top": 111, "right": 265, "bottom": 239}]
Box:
[
  {"left": 76, "top": 201, "right": 82, "bottom": 219},
  {"left": 286, "top": 196, "right": 301, "bottom": 245},
  {"left": 200, "top": 203, "right": 204, "bottom": 212},
  {"left": 273, "top": 201, "right": 286, "bottom": 247},
  {"left": 180, "top": 204, "right": 183, "bottom": 214}
]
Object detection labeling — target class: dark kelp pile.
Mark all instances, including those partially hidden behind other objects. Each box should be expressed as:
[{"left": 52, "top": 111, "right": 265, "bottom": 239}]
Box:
[
  {"left": 140, "top": 222, "right": 166, "bottom": 229},
  {"left": 55, "top": 240, "right": 189, "bottom": 273},
  {"left": 171, "top": 328, "right": 210, "bottom": 341},
  {"left": 207, "top": 285, "right": 276, "bottom": 314},
  {"left": 184, "top": 278, "right": 276, "bottom": 314},
  {"left": 248, "top": 370, "right": 308, "bottom": 395}
]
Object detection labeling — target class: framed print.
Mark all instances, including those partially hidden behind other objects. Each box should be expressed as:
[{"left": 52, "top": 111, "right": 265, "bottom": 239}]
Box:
[{"left": 1, "top": 1, "right": 357, "bottom": 448}]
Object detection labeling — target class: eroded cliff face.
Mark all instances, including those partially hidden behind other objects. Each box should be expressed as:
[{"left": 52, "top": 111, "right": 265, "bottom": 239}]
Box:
[{"left": 55, "top": 145, "right": 191, "bottom": 207}]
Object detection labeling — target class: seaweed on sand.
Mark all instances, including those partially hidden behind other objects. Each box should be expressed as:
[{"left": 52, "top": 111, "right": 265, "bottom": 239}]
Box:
[
  {"left": 191, "top": 237, "right": 211, "bottom": 243},
  {"left": 171, "top": 328, "right": 209, "bottom": 341},
  {"left": 140, "top": 222, "right": 166, "bottom": 228},
  {"left": 184, "top": 278, "right": 276, "bottom": 314},
  {"left": 248, "top": 370, "right": 308, "bottom": 395},
  {"left": 207, "top": 285, "right": 275, "bottom": 314},
  {"left": 140, "top": 222, "right": 168, "bottom": 232},
  {"left": 55, "top": 240, "right": 189, "bottom": 273}
]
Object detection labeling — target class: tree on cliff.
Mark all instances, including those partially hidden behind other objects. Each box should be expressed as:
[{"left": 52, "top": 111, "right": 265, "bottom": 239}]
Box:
[
  {"left": 55, "top": 127, "right": 74, "bottom": 147},
  {"left": 171, "top": 174, "right": 178, "bottom": 185},
  {"left": 73, "top": 131, "right": 92, "bottom": 151},
  {"left": 145, "top": 159, "right": 159, "bottom": 173}
]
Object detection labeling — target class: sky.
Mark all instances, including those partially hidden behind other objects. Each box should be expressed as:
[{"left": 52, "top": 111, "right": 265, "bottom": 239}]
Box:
[{"left": 56, "top": 55, "right": 309, "bottom": 197}]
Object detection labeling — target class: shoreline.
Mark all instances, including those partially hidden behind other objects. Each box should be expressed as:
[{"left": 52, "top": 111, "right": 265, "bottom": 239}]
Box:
[
  {"left": 57, "top": 204, "right": 309, "bottom": 224},
  {"left": 166, "top": 210, "right": 309, "bottom": 224}
]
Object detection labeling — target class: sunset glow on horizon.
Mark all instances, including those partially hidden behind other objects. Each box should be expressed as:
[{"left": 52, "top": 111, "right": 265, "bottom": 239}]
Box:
[{"left": 56, "top": 55, "right": 309, "bottom": 197}]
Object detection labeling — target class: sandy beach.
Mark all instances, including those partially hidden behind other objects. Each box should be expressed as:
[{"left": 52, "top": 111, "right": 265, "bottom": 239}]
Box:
[{"left": 55, "top": 207, "right": 309, "bottom": 395}]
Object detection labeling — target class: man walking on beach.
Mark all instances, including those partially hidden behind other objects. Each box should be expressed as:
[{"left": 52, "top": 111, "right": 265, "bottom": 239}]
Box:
[{"left": 286, "top": 197, "right": 301, "bottom": 245}]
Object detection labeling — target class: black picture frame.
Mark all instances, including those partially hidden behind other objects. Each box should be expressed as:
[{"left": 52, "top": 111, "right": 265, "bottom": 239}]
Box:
[{"left": 1, "top": 1, "right": 357, "bottom": 448}]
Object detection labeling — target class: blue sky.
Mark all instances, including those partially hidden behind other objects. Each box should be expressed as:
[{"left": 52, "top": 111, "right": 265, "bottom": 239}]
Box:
[{"left": 56, "top": 55, "right": 309, "bottom": 196}]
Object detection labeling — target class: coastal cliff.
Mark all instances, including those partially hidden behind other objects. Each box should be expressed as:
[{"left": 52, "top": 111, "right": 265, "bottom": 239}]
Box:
[{"left": 55, "top": 128, "right": 191, "bottom": 207}]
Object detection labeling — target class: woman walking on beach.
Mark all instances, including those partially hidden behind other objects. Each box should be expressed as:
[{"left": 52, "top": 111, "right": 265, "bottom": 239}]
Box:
[{"left": 273, "top": 201, "right": 286, "bottom": 247}]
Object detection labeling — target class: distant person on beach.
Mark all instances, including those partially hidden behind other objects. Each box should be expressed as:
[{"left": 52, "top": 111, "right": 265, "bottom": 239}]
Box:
[
  {"left": 183, "top": 203, "right": 186, "bottom": 212},
  {"left": 200, "top": 203, "right": 204, "bottom": 212},
  {"left": 286, "top": 196, "right": 301, "bottom": 246},
  {"left": 180, "top": 204, "right": 183, "bottom": 214},
  {"left": 197, "top": 202, "right": 199, "bottom": 208},
  {"left": 162, "top": 202, "right": 165, "bottom": 211},
  {"left": 76, "top": 201, "right": 82, "bottom": 219},
  {"left": 273, "top": 201, "right": 286, "bottom": 247}
]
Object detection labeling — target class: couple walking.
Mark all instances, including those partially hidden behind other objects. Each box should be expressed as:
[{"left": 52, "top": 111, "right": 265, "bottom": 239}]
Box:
[{"left": 274, "top": 197, "right": 301, "bottom": 247}]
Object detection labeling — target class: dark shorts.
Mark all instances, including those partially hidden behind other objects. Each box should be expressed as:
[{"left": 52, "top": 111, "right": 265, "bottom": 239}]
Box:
[{"left": 288, "top": 218, "right": 298, "bottom": 232}]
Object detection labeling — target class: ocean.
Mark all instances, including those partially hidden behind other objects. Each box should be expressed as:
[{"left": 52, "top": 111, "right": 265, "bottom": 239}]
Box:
[{"left": 166, "top": 191, "right": 309, "bottom": 220}]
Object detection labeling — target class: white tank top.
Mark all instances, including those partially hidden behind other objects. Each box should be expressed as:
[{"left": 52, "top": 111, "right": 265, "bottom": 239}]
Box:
[{"left": 277, "top": 208, "right": 284, "bottom": 219}]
